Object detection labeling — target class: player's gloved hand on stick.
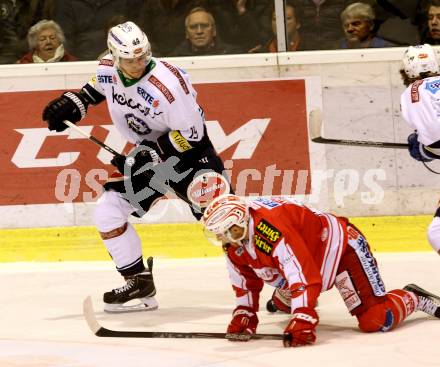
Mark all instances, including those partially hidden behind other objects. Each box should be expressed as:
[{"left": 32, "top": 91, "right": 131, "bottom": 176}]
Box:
[
  {"left": 225, "top": 306, "right": 258, "bottom": 341},
  {"left": 407, "top": 132, "right": 433, "bottom": 162},
  {"left": 110, "top": 140, "right": 162, "bottom": 175},
  {"left": 42, "top": 91, "right": 90, "bottom": 132},
  {"left": 283, "top": 307, "right": 319, "bottom": 347}
]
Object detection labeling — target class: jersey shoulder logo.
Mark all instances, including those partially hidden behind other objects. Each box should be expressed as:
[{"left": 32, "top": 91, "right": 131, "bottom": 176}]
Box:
[
  {"left": 255, "top": 219, "right": 282, "bottom": 243},
  {"left": 424, "top": 79, "right": 440, "bottom": 96},
  {"left": 148, "top": 75, "right": 175, "bottom": 103},
  {"left": 99, "top": 59, "right": 114, "bottom": 67}
]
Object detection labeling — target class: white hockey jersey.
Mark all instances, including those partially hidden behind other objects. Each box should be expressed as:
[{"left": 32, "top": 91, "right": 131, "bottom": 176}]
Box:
[
  {"left": 401, "top": 76, "right": 440, "bottom": 145},
  {"left": 87, "top": 55, "right": 205, "bottom": 146}
]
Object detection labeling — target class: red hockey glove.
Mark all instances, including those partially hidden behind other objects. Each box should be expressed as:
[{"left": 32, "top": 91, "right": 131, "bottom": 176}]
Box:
[
  {"left": 226, "top": 306, "right": 259, "bottom": 341},
  {"left": 283, "top": 307, "right": 319, "bottom": 347}
]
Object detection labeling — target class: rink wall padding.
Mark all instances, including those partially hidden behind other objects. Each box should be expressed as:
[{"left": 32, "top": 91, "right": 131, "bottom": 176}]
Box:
[
  {"left": 0, "top": 216, "right": 433, "bottom": 262},
  {"left": 1, "top": 49, "right": 440, "bottom": 228}
]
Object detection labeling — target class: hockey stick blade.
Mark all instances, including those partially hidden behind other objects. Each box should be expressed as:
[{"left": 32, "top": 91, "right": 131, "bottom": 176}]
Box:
[
  {"left": 308, "top": 109, "right": 408, "bottom": 149},
  {"left": 83, "top": 296, "right": 283, "bottom": 340}
]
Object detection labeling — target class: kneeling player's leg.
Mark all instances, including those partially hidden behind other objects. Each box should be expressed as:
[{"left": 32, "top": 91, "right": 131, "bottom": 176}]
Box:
[
  {"left": 93, "top": 190, "right": 158, "bottom": 312},
  {"left": 357, "top": 289, "right": 417, "bottom": 332},
  {"left": 336, "top": 224, "right": 417, "bottom": 332}
]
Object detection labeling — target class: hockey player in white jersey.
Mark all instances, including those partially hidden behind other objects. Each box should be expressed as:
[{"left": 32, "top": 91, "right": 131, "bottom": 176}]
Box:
[
  {"left": 400, "top": 44, "right": 440, "bottom": 257},
  {"left": 400, "top": 44, "right": 440, "bottom": 162},
  {"left": 42, "top": 21, "right": 231, "bottom": 312}
]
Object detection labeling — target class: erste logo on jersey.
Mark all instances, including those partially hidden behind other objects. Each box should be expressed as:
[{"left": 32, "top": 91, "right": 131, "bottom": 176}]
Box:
[
  {"left": 137, "top": 86, "right": 159, "bottom": 107},
  {"left": 97, "top": 74, "right": 117, "bottom": 84}
]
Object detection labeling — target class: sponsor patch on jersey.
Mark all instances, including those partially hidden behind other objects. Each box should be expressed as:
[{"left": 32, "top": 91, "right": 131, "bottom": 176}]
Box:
[
  {"left": 97, "top": 74, "right": 114, "bottom": 84},
  {"left": 425, "top": 79, "right": 440, "bottom": 95},
  {"left": 411, "top": 80, "right": 423, "bottom": 103},
  {"left": 255, "top": 197, "right": 281, "bottom": 209},
  {"left": 170, "top": 130, "right": 192, "bottom": 152},
  {"left": 161, "top": 61, "right": 189, "bottom": 94},
  {"left": 137, "top": 86, "right": 156, "bottom": 105},
  {"left": 148, "top": 75, "right": 175, "bottom": 103},
  {"left": 254, "top": 234, "right": 273, "bottom": 255},
  {"left": 255, "top": 219, "right": 282, "bottom": 243},
  {"left": 99, "top": 59, "right": 114, "bottom": 67}
]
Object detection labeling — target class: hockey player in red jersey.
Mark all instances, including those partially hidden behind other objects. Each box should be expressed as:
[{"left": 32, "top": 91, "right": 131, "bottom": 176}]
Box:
[{"left": 202, "top": 194, "right": 440, "bottom": 347}]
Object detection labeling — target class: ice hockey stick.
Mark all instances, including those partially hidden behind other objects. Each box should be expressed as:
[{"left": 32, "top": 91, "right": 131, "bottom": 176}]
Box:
[
  {"left": 308, "top": 109, "right": 408, "bottom": 149},
  {"left": 83, "top": 296, "right": 284, "bottom": 340}
]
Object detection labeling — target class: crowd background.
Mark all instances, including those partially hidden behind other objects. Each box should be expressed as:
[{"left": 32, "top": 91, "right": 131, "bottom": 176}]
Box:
[{"left": 0, "top": 0, "right": 437, "bottom": 64}]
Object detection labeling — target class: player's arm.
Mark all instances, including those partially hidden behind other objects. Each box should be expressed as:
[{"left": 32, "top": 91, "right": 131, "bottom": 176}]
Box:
[
  {"left": 224, "top": 248, "right": 263, "bottom": 340},
  {"left": 42, "top": 78, "right": 106, "bottom": 132},
  {"left": 407, "top": 132, "right": 440, "bottom": 162},
  {"left": 272, "top": 235, "right": 321, "bottom": 347},
  {"left": 427, "top": 202, "right": 440, "bottom": 255}
]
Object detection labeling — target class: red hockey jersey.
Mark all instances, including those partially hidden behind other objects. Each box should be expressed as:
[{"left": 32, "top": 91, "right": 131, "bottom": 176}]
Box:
[{"left": 225, "top": 197, "right": 348, "bottom": 313}]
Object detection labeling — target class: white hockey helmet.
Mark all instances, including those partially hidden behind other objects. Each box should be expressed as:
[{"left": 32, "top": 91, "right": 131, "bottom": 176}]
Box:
[
  {"left": 202, "top": 194, "right": 249, "bottom": 245},
  {"left": 107, "top": 21, "right": 152, "bottom": 66},
  {"left": 402, "top": 44, "right": 440, "bottom": 78}
]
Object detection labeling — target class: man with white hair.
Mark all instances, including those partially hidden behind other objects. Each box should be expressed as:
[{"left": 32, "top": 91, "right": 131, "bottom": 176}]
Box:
[
  {"left": 41, "top": 21, "right": 231, "bottom": 312},
  {"left": 340, "top": 2, "right": 393, "bottom": 48},
  {"left": 202, "top": 194, "right": 440, "bottom": 347}
]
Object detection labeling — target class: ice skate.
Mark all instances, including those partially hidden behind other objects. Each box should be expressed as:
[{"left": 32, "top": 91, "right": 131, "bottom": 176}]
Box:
[
  {"left": 103, "top": 257, "right": 158, "bottom": 313},
  {"left": 404, "top": 284, "right": 440, "bottom": 318}
]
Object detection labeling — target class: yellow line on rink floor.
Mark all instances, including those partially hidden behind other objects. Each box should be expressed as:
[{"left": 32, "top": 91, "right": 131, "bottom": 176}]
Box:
[{"left": 0, "top": 215, "right": 434, "bottom": 262}]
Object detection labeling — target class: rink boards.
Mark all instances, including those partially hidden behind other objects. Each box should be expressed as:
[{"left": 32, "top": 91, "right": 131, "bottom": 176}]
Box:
[{"left": 0, "top": 215, "right": 433, "bottom": 262}]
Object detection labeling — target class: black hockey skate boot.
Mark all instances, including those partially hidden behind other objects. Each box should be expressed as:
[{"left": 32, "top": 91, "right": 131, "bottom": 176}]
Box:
[
  {"left": 404, "top": 284, "right": 440, "bottom": 318},
  {"left": 103, "top": 257, "right": 158, "bottom": 313}
]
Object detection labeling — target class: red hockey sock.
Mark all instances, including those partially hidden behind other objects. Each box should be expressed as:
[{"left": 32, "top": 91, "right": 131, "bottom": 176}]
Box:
[{"left": 357, "top": 289, "right": 417, "bottom": 332}]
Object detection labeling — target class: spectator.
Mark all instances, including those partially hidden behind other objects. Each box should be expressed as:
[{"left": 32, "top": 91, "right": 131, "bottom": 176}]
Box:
[
  {"left": 140, "top": 0, "right": 210, "bottom": 57},
  {"left": 421, "top": 0, "right": 440, "bottom": 44},
  {"left": 52, "top": 0, "right": 143, "bottom": 60},
  {"left": 0, "top": 0, "right": 54, "bottom": 64},
  {"left": 340, "top": 2, "right": 394, "bottom": 48},
  {"left": 0, "top": 0, "right": 19, "bottom": 63},
  {"left": 290, "top": 0, "right": 360, "bottom": 50},
  {"left": 170, "top": 7, "right": 241, "bottom": 56},
  {"left": 254, "top": 1, "right": 305, "bottom": 52},
  {"left": 17, "top": 19, "right": 77, "bottom": 63}
]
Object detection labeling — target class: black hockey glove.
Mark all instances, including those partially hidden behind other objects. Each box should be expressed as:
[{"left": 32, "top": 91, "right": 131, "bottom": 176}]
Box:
[
  {"left": 110, "top": 140, "right": 162, "bottom": 175},
  {"left": 42, "top": 91, "right": 89, "bottom": 132}
]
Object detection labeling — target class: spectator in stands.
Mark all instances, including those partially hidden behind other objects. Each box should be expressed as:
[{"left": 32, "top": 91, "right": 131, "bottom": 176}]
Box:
[
  {"left": 53, "top": 0, "right": 142, "bottom": 60},
  {"left": 251, "top": 1, "right": 305, "bottom": 52},
  {"left": 290, "top": 0, "right": 360, "bottom": 50},
  {"left": 140, "top": 0, "right": 210, "bottom": 57},
  {"left": 340, "top": 2, "right": 394, "bottom": 48},
  {"left": 208, "top": 0, "right": 273, "bottom": 52},
  {"left": 0, "top": 0, "right": 54, "bottom": 64},
  {"left": 17, "top": 19, "right": 77, "bottom": 63},
  {"left": 0, "top": 0, "right": 19, "bottom": 63},
  {"left": 421, "top": 0, "right": 440, "bottom": 44},
  {"left": 170, "top": 7, "right": 241, "bottom": 56}
]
